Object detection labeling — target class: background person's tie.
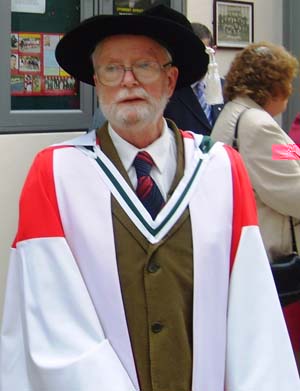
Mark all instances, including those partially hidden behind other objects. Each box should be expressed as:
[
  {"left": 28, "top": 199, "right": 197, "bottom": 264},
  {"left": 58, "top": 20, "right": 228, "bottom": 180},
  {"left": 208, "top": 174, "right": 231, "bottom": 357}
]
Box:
[
  {"left": 195, "top": 81, "right": 213, "bottom": 126},
  {"left": 133, "top": 151, "right": 164, "bottom": 219}
]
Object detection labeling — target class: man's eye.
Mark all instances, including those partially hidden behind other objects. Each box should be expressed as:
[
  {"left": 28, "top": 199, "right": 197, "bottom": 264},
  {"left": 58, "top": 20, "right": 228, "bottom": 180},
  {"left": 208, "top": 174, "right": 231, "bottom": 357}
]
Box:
[
  {"left": 104, "top": 65, "right": 120, "bottom": 72},
  {"left": 136, "top": 62, "right": 153, "bottom": 70}
]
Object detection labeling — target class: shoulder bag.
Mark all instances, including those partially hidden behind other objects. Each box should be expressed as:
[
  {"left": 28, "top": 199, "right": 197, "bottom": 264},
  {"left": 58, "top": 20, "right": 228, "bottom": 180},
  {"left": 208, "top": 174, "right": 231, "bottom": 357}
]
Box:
[{"left": 233, "top": 109, "right": 300, "bottom": 306}]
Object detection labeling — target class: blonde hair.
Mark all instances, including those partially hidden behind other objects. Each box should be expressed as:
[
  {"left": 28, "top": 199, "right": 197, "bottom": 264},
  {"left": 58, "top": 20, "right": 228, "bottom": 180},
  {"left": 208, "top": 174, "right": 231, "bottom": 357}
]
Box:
[{"left": 224, "top": 41, "right": 299, "bottom": 106}]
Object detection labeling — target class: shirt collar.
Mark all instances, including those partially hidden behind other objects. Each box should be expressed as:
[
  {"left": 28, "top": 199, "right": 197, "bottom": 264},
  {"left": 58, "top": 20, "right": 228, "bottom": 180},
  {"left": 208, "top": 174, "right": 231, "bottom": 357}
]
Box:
[
  {"left": 191, "top": 79, "right": 205, "bottom": 90},
  {"left": 108, "top": 119, "right": 171, "bottom": 174},
  {"left": 191, "top": 81, "right": 198, "bottom": 89}
]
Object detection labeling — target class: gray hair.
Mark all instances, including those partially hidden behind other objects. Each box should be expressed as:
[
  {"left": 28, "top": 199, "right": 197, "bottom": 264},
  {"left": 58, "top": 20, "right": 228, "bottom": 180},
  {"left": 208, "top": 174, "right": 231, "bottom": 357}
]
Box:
[{"left": 191, "top": 22, "right": 214, "bottom": 47}]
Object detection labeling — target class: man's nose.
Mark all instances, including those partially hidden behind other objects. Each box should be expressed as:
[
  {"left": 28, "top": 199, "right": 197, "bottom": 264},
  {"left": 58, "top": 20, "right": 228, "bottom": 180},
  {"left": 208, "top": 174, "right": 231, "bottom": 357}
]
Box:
[{"left": 121, "top": 68, "right": 139, "bottom": 86}]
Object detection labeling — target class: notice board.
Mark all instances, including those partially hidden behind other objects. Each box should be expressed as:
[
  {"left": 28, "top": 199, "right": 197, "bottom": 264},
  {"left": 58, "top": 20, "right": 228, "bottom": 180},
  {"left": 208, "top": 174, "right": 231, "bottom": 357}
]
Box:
[{"left": 11, "top": 0, "right": 80, "bottom": 110}]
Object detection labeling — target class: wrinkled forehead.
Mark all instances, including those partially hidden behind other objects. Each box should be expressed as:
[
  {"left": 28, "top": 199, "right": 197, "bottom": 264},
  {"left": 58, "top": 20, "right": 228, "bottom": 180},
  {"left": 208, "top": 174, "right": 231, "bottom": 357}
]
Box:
[{"left": 92, "top": 34, "right": 171, "bottom": 61}]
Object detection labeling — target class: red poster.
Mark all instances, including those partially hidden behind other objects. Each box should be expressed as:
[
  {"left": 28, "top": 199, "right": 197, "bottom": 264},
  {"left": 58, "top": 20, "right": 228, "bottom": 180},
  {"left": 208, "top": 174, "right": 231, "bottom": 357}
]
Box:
[{"left": 11, "top": 32, "right": 78, "bottom": 96}]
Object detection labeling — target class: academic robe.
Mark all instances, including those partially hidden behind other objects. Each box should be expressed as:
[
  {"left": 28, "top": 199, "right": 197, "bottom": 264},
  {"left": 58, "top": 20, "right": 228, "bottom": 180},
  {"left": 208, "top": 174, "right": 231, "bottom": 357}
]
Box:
[{"left": 1, "top": 125, "right": 299, "bottom": 391}]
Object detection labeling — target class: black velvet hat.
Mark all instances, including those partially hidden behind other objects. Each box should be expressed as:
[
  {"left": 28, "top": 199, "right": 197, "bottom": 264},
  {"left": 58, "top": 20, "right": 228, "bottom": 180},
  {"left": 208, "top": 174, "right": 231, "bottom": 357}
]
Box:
[{"left": 55, "top": 5, "right": 208, "bottom": 89}]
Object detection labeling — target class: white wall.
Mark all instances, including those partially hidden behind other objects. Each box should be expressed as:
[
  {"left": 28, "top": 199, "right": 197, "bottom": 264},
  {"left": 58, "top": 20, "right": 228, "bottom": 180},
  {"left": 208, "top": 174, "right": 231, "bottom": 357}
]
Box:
[
  {"left": 0, "top": 0, "right": 283, "bottom": 323},
  {"left": 187, "top": 0, "right": 283, "bottom": 77}
]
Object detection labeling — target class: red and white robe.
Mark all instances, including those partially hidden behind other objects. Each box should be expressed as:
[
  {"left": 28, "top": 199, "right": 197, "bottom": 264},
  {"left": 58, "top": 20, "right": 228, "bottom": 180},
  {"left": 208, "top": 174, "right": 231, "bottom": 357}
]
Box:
[{"left": 1, "top": 129, "right": 299, "bottom": 391}]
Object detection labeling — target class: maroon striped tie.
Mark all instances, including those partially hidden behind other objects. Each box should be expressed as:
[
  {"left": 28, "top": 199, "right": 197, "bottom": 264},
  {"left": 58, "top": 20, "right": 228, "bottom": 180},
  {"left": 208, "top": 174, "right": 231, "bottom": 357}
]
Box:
[{"left": 133, "top": 151, "right": 164, "bottom": 219}]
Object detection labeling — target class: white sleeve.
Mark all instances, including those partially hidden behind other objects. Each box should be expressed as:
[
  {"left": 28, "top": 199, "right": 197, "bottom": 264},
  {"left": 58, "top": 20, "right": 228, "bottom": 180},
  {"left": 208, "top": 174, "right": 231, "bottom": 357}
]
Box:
[
  {"left": 226, "top": 226, "right": 300, "bottom": 391},
  {"left": 0, "top": 238, "right": 137, "bottom": 391}
]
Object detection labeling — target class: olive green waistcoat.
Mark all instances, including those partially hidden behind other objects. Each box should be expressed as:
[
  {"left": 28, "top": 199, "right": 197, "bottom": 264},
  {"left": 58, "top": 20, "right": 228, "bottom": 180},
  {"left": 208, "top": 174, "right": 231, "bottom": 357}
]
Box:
[{"left": 98, "top": 125, "right": 193, "bottom": 391}]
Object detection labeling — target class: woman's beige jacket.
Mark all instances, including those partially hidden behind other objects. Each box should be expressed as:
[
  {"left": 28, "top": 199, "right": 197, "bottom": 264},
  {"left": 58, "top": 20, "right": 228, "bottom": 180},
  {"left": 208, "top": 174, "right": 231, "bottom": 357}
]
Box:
[{"left": 211, "top": 96, "right": 300, "bottom": 261}]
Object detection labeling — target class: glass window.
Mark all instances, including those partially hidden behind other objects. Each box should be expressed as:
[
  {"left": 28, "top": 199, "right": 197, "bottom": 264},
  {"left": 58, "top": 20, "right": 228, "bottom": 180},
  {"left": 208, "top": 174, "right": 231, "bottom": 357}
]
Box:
[{"left": 11, "top": 0, "right": 80, "bottom": 111}]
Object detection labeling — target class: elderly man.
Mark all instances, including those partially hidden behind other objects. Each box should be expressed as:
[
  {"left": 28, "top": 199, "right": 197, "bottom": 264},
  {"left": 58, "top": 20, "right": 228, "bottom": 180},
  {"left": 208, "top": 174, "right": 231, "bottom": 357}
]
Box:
[{"left": 1, "top": 5, "right": 299, "bottom": 391}]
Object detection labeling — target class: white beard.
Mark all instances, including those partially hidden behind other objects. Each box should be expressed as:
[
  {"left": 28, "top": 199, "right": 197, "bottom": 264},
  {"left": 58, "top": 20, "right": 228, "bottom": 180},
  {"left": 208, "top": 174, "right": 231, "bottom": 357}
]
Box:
[{"left": 99, "top": 87, "right": 169, "bottom": 129}]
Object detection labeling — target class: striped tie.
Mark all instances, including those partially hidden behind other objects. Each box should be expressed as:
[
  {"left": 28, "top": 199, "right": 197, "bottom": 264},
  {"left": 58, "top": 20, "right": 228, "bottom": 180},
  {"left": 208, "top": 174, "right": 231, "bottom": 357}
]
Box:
[
  {"left": 133, "top": 151, "right": 164, "bottom": 219},
  {"left": 196, "top": 81, "right": 213, "bottom": 125}
]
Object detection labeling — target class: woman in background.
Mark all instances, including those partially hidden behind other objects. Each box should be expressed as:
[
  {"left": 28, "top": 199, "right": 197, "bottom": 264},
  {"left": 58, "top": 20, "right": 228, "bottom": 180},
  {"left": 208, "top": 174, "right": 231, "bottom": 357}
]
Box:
[{"left": 211, "top": 41, "right": 300, "bottom": 368}]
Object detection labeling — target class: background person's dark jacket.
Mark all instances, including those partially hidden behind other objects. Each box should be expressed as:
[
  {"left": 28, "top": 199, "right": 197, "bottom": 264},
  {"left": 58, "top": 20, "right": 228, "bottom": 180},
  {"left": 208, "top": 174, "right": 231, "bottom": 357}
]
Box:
[{"left": 164, "top": 84, "right": 224, "bottom": 135}]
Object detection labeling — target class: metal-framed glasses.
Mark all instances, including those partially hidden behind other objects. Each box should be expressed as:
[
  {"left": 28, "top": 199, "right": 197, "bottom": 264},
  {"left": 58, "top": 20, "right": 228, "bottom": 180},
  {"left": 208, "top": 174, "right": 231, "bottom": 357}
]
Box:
[{"left": 96, "top": 60, "right": 172, "bottom": 86}]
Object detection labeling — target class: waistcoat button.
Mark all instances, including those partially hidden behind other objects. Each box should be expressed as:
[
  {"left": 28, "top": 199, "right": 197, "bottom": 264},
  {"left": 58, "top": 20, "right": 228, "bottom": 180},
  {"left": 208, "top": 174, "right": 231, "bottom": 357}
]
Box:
[
  {"left": 151, "top": 322, "right": 163, "bottom": 333},
  {"left": 147, "top": 261, "right": 160, "bottom": 273}
]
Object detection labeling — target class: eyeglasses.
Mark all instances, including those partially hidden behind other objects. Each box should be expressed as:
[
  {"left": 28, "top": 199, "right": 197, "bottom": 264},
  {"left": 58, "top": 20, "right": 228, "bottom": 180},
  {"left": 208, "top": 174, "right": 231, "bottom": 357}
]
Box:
[{"left": 95, "top": 60, "right": 172, "bottom": 86}]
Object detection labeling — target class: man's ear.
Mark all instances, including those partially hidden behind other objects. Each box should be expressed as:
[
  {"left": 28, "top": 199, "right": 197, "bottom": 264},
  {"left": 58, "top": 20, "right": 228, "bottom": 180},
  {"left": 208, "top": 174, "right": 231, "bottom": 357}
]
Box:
[
  {"left": 93, "top": 74, "right": 98, "bottom": 86},
  {"left": 167, "top": 66, "right": 179, "bottom": 98}
]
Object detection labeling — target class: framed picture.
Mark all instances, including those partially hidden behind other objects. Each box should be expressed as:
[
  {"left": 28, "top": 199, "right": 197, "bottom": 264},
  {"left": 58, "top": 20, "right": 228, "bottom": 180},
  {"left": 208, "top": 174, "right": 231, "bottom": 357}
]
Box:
[{"left": 214, "top": 0, "right": 254, "bottom": 49}]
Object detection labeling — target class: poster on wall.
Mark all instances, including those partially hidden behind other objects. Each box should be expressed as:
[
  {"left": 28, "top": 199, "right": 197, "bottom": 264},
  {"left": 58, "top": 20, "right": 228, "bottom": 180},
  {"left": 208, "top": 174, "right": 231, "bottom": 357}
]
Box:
[
  {"left": 214, "top": 0, "right": 254, "bottom": 48},
  {"left": 113, "top": 0, "right": 170, "bottom": 15},
  {"left": 11, "top": 0, "right": 46, "bottom": 14},
  {"left": 10, "top": 32, "right": 77, "bottom": 96}
]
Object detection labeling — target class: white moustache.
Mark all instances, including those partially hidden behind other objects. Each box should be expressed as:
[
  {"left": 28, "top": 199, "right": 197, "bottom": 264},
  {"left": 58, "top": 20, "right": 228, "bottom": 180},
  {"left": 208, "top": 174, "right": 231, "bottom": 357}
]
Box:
[{"left": 115, "top": 88, "right": 149, "bottom": 102}]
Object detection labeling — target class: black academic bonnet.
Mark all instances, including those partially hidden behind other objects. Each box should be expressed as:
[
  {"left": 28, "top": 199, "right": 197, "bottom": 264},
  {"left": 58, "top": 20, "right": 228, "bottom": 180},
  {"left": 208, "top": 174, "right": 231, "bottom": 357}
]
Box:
[{"left": 55, "top": 5, "right": 208, "bottom": 89}]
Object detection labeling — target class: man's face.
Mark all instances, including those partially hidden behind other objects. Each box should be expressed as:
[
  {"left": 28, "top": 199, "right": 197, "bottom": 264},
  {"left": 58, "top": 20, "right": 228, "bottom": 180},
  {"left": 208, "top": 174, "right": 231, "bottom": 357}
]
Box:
[{"left": 92, "top": 35, "right": 178, "bottom": 130}]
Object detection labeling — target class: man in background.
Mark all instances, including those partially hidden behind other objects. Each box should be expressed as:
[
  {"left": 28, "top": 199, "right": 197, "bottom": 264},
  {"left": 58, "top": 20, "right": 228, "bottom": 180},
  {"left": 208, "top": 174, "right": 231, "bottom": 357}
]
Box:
[{"left": 164, "top": 22, "right": 224, "bottom": 134}]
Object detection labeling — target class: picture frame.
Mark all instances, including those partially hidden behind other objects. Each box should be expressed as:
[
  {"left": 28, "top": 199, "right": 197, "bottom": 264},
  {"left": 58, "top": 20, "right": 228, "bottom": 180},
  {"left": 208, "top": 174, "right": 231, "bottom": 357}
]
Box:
[{"left": 214, "top": 0, "right": 254, "bottom": 49}]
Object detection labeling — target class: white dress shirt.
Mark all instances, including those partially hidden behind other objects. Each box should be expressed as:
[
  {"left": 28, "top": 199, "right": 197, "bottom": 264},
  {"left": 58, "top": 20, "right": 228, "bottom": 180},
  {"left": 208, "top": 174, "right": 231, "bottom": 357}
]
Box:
[{"left": 108, "top": 119, "right": 177, "bottom": 200}]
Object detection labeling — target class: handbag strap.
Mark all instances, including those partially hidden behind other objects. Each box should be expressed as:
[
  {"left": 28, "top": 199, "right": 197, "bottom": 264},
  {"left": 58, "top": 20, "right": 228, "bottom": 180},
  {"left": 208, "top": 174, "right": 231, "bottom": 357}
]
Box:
[
  {"left": 232, "top": 109, "right": 298, "bottom": 255},
  {"left": 289, "top": 217, "right": 298, "bottom": 253},
  {"left": 232, "top": 108, "right": 249, "bottom": 151}
]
